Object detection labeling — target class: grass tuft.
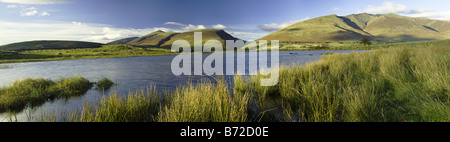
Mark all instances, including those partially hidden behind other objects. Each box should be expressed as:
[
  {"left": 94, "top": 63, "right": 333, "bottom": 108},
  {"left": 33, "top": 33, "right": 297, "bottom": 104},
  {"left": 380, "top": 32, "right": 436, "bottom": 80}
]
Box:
[
  {"left": 0, "top": 76, "right": 94, "bottom": 113},
  {"left": 95, "top": 78, "right": 114, "bottom": 90}
]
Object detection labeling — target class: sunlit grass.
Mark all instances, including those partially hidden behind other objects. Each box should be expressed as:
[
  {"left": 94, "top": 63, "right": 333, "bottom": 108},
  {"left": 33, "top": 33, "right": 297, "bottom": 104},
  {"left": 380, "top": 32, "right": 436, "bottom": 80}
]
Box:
[
  {"left": 0, "top": 44, "right": 176, "bottom": 64},
  {"left": 157, "top": 79, "right": 250, "bottom": 122},
  {"left": 239, "top": 45, "right": 449, "bottom": 122},
  {"left": 38, "top": 40, "right": 449, "bottom": 122},
  {"left": 0, "top": 77, "right": 93, "bottom": 113}
]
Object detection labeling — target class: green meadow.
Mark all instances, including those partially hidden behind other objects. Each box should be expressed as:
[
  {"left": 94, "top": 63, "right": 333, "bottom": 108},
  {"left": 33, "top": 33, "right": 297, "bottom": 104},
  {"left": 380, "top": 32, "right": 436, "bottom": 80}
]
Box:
[
  {"left": 34, "top": 40, "right": 449, "bottom": 122},
  {"left": 0, "top": 39, "right": 433, "bottom": 64},
  {"left": 0, "top": 44, "right": 176, "bottom": 64}
]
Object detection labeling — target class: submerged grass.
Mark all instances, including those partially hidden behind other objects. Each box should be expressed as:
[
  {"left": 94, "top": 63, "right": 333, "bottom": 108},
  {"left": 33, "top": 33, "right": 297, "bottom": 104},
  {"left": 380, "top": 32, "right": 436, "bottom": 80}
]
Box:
[{"left": 39, "top": 41, "right": 449, "bottom": 122}]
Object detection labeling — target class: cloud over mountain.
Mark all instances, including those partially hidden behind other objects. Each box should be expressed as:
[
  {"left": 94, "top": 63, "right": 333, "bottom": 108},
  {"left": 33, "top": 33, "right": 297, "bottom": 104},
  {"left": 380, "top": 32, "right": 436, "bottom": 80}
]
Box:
[{"left": 258, "top": 17, "right": 311, "bottom": 32}]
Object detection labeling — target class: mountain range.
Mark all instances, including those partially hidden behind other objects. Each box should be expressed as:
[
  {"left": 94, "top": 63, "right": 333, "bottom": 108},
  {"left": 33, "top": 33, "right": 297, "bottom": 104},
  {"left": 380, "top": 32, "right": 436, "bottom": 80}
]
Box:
[
  {"left": 123, "top": 29, "right": 239, "bottom": 48},
  {"left": 0, "top": 40, "right": 103, "bottom": 51},
  {"left": 260, "top": 13, "right": 450, "bottom": 43},
  {"left": 2, "top": 13, "right": 450, "bottom": 50}
]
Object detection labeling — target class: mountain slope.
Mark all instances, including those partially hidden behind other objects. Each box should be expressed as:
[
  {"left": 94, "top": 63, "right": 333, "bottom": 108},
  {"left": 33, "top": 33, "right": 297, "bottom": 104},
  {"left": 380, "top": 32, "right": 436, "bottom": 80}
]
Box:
[
  {"left": 260, "top": 14, "right": 372, "bottom": 42},
  {"left": 127, "top": 30, "right": 179, "bottom": 47},
  {"left": 0, "top": 40, "right": 103, "bottom": 51},
  {"left": 160, "top": 29, "right": 239, "bottom": 48},
  {"left": 107, "top": 37, "right": 139, "bottom": 44},
  {"left": 260, "top": 13, "right": 450, "bottom": 42},
  {"left": 125, "top": 29, "right": 239, "bottom": 48}
]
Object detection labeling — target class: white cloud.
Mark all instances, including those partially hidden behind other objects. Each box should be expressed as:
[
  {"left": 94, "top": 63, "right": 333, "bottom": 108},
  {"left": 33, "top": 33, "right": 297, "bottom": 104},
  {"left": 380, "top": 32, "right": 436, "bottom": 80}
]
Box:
[
  {"left": 0, "top": 20, "right": 268, "bottom": 45},
  {"left": 228, "top": 31, "right": 268, "bottom": 41},
  {"left": 8, "top": 5, "right": 51, "bottom": 17},
  {"left": 212, "top": 24, "right": 226, "bottom": 29},
  {"left": 0, "top": 0, "right": 74, "bottom": 4},
  {"left": 332, "top": 7, "right": 340, "bottom": 11},
  {"left": 40, "top": 12, "right": 50, "bottom": 16},
  {"left": 183, "top": 24, "right": 206, "bottom": 30},
  {"left": 6, "top": 4, "right": 18, "bottom": 8},
  {"left": 20, "top": 7, "right": 38, "bottom": 16},
  {"left": 405, "top": 10, "right": 450, "bottom": 21},
  {"left": 258, "top": 17, "right": 310, "bottom": 32},
  {"left": 0, "top": 20, "right": 178, "bottom": 44},
  {"left": 363, "top": 2, "right": 408, "bottom": 14},
  {"left": 164, "top": 21, "right": 186, "bottom": 27},
  {"left": 361, "top": 2, "right": 450, "bottom": 20},
  {"left": 72, "top": 21, "right": 85, "bottom": 26},
  {"left": 164, "top": 22, "right": 206, "bottom": 30}
]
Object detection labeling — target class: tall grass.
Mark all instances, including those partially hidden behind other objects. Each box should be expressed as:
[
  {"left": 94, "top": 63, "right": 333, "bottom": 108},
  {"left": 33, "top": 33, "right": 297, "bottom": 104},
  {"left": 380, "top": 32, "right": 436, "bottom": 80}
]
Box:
[
  {"left": 41, "top": 79, "right": 250, "bottom": 122},
  {"left": 39, "top": 42, "right": 449, "bottom": 122},
  {"left": 238, "top": 45, "right": 449, "bottom": 122},
  {"left": 157, "top": 79, "right": 250, "bottom": 122},
  {"left": 40, "top": 87, "right": 163, "bottom": 122},
  {"left": 0, "top": 77, "right": 93, "bottom": 113}
]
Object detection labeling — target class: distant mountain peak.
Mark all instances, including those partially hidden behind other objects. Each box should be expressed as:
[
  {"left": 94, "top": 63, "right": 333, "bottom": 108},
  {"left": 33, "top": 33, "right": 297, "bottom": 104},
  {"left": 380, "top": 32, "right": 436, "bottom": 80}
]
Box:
[
  {"left": 114, "top": 29, "right": 239, "bottom": 48},
  {"left": 260, "top": 13, "right": 450, "bottom": 43}
]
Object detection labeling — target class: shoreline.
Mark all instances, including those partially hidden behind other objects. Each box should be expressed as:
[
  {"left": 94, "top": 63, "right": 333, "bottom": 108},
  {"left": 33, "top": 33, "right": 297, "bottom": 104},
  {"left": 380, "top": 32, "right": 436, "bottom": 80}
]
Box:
[{"left": 0, "top": 48, "right": 370, "bottom": 65}]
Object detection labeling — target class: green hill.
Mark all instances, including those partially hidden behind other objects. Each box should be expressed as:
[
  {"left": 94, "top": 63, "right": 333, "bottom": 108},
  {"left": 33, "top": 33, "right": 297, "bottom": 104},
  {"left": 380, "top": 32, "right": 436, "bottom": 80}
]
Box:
[
  {"left": 124, "top": 29, "right": 239, "bottom": 48},
  {"left": 107, "top": 37, "right": 139, "bottom": 45},
  {"left": 127, "top": 30, "right": 179, "bottom": 47},
  {"left": 160, "top": 29, "right": 239, "bottom": 48},
  {"left": 0, "top": 40, "right": 104, "bottom": 51},
  {"left": 260, "top": 13, "right": 450, "bottom": 43}
]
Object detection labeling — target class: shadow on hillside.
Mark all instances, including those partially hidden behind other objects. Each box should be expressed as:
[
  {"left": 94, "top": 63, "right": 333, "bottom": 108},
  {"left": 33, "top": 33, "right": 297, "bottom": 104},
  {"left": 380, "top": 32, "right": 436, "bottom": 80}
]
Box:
[
  {"left": 375, "top": 35, "right": 437, "bottom": 42},
  {"left": 326, "top": 32, "right": 438, "bottom": 42},
  {"left": 0, "top": 52, "right": 60, "bottom": 60}
]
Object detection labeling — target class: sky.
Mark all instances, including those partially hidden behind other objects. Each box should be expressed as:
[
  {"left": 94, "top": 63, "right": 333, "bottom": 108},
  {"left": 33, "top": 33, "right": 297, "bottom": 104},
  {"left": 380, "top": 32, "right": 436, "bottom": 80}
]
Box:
[{"left": 1, "top": 0, "right": 450, "bottom": 45}]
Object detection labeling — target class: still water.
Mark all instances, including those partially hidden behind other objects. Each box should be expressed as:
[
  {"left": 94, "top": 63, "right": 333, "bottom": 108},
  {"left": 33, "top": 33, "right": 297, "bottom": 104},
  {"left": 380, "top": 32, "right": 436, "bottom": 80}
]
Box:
[{"left": 0, "top": 50, "right": 367, "bottom": 121}]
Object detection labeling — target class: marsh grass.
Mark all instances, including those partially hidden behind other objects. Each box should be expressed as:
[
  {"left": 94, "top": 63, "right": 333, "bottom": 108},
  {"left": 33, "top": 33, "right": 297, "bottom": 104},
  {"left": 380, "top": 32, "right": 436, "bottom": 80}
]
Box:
[
  {"left": 40, "top": 87, "right": 164, "bottom": 122},
  {"left": 157, "top": 79, "right": 250, "bottom": 122},
  {"left": 95, "top": 78, "right": 114, "bottom": 90},
  {"left": 39, "top": 41, "right": 449, "bottom": 122},
  {"left": 237, "top": 45, "right": 450, "bottom": 122},
  {"left": 40, "top": 78, "right": 250, "bottom": 122},
  {"left": 0, "top": 77, "right": 93, "bottom": 113}
]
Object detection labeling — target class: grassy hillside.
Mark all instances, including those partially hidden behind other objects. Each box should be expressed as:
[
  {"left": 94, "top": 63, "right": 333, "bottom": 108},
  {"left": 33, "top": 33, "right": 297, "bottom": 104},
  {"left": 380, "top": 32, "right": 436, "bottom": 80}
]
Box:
[
  {"left": 39, "top": 40, "right": 450, "bottom": 122},
  {"left": 0, "top": 44, "right": 175, "bottom": 64},
  {"left": 261, "top": 13, "right": 450, "bottom": 43},
  {"left": 159, "top": 29, "right": 239, "bottom": 48},
  {"left": 261, "top": 14, "right": 372, "bottom": 42},
  {"left": 127, "top": 30, "right": 178, "bottom": 47},
  {"left": 0, "top": 40, "right": 104, "bottom": 51},
  {"left": 107, "top": 37, "right": 139, "bottom": 45}
]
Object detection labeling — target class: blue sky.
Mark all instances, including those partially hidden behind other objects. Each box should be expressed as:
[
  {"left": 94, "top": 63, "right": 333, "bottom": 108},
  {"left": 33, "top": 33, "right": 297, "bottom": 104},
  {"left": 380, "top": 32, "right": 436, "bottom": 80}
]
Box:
[{"left": 1, "top": 0, "right": 450, "bottom": 44}]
